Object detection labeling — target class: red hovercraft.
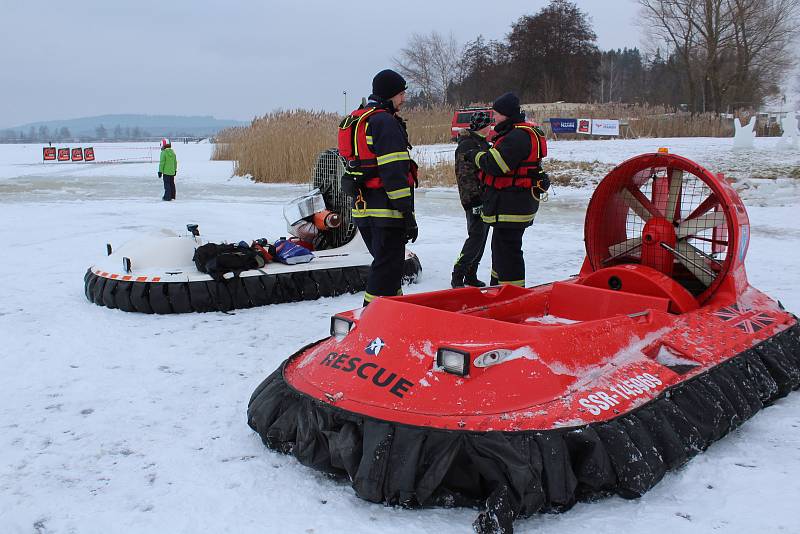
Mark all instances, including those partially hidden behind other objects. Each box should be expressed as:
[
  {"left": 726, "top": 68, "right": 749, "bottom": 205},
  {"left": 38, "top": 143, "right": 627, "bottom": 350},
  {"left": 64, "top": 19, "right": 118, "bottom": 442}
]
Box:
[{"left": 248, "top": 153, "right": 800, "bottom": 533}]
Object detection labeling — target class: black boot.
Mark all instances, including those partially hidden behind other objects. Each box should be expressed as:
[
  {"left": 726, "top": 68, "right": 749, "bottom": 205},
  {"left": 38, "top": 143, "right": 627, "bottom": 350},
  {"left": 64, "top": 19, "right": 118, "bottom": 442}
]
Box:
[
  {"left": 450, "top": 269, "right": 464, "bottom": 288},
  {"left": 464, "top": 266, "right": 486, "bottom": 287}
]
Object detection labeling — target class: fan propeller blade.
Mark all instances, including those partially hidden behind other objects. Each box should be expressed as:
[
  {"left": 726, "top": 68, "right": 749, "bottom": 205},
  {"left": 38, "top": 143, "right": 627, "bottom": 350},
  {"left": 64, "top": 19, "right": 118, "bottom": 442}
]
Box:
[
  {"left": 664, "top": 169, "right": 683, "bottom": 221},
  {"left": 621, "top": 189, "right": 654, "bottom": 222},
  {"left": 676, "top": 211, "right": 726, "bottom": 239},
  {"left": 608, "top": 236, "right": 643, "bottom": 257},
  {"left": 675, "top": 241, "right": 715, "bottom": 286}
]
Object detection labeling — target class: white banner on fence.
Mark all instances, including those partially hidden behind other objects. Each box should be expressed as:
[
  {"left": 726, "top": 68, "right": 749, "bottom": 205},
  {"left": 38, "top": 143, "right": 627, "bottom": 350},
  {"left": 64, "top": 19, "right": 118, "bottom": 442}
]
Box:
[
  {"left": 591, "top": 119, "right": 620, "bottom": 136},
  {"left": 576, "top": 118, "right": 592, "bottom": 134}
]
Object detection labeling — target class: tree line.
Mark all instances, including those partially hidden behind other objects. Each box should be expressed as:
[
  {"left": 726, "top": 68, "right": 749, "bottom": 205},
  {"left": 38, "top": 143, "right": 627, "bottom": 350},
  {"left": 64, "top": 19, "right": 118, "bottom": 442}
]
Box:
[
  {"left": 0, "top": 124, "right": 154, "bottom": 143},
  {"left": 394, "top": 0, "right": 798, "bottom": 113}
]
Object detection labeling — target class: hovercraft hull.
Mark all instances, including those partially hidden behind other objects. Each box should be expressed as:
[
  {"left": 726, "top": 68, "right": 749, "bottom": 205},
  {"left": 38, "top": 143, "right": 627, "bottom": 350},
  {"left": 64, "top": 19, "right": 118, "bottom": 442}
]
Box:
[
  {"left": 249, "top": 318, "right": 800, "bottom": 532},
  {"left": 85, "top": 231, "right": 421, "bottom": 313},
  {"left": 247, "top": 152, "right": 800, "bottom": 533}
]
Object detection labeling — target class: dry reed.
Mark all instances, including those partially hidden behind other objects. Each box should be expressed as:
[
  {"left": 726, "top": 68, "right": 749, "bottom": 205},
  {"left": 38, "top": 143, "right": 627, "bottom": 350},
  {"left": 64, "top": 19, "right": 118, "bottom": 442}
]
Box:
[
  {"left": 213, "top": 110, "right": 339, "bottom": 183},
  {"left": 402, "top": 106, "right": 454, "bottom": 145},
  {"left": 213, "top": 103, "right": 749, "bottom": 185}
]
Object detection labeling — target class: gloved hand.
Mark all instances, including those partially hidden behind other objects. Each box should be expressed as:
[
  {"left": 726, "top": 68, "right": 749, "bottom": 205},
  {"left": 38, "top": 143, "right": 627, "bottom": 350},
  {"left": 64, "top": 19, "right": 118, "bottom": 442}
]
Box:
[
  {"left": 158, "top": 171, "right": 163, "bottom": 178},
  {"left": 402, "top": 212, "right": 418, "bottom": 244},
  {"left": 535, "top": 170, "right": 550, "bottom": 192}
]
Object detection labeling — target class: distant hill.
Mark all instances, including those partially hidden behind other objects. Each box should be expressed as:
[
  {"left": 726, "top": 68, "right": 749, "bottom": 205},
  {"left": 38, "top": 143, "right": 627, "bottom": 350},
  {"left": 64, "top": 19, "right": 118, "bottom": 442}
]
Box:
[{"left": 2, "top": 114, "right": 248, "bottom": 140}]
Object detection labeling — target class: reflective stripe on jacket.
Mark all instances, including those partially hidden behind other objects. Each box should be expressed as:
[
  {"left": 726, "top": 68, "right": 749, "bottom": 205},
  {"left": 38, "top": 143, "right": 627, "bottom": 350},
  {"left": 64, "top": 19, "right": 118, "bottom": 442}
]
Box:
[
  {"left": 475, "top": 119, "right": 545, "bottom": 229},
  {"left": 476, "top": 122, "right": 546, "bottom": 189},
  {"left": 348, "top": 102, "right": 416, "bottom": 227}
]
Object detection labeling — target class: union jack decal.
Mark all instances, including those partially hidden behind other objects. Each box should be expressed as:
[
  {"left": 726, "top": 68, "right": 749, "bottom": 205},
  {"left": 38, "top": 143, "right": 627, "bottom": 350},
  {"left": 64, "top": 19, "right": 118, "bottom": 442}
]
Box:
[{"left": 712, "top": 303, "right": 775, "bottom": 333}]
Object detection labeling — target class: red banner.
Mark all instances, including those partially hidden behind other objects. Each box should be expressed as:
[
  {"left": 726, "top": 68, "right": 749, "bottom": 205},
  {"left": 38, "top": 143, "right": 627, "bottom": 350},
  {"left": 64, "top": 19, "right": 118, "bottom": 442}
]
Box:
[
  {"left": 57, "top": 148, "right": 70, "bottom": 161},
  {"left": 83, "top": 147, "right": 95, "bottom": 161},
  {"left": 71, "top": 148, "right": 83, "bottom": 161},
  {"left": 43, "top": 147, "right": 56, "bottom": 161}
]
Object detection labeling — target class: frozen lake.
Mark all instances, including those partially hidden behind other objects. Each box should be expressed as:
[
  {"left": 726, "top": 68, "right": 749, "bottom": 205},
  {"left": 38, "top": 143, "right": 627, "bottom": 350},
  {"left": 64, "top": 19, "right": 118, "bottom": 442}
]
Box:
[{"left": 1, "top": 140, "right": 799, "bottom": 533}]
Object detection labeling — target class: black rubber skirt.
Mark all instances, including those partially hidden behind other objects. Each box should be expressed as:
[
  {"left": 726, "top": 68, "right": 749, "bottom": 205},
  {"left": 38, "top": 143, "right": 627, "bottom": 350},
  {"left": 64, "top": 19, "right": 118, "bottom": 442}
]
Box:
[
  {"left": 84, "top": 255, "right": 422, "bottom": 313},
  {"left": 247, "top": 323, "right": 800, "bottom": 533}
]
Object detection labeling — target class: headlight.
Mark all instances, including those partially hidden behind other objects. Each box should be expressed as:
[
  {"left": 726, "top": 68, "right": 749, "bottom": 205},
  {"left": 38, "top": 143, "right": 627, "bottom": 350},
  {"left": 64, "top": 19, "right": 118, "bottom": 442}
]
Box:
[
  {"left": 330, "top": 315, "right": 354, "bottom": 341},
  {"left": 436, "top": 347, "right": 470, "bottom": 377}
]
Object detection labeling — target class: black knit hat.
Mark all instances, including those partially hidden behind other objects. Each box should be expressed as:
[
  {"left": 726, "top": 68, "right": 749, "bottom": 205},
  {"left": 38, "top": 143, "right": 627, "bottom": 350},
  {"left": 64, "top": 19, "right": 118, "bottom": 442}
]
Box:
[
  {"left": 469, "top": 111, "right": 492, "bottom": 131},
  {"left": 372, "top": 69, "right": 407, "bottom": 100},
  {"left": 492, "top": 92, "right": 521, "bottom": 117}
]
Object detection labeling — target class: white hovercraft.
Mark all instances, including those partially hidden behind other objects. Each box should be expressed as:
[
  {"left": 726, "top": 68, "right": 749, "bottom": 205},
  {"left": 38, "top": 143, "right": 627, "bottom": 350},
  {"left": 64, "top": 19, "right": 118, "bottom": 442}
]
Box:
[{"left": 84, "top": 149, "right": 422, "bottom": 313}]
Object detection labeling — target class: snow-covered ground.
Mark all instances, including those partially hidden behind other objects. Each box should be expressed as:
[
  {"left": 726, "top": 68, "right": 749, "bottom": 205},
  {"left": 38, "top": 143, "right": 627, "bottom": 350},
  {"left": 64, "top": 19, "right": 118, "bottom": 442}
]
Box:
[
  {"left": 1, "top": 140, "right": 799, "bottom": 533},
  {"left": 418, "top": 136, "right": 800, "bottom": 194}
]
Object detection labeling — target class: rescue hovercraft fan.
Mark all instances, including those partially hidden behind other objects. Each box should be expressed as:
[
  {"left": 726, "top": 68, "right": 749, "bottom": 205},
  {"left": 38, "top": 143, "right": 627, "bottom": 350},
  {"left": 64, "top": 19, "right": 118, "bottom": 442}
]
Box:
[
  {"left": 248, "top": 152, "right": 800, "bottom": 533},
  {"left": 585, "top": 152, "right": 742, "bottom": 305}
]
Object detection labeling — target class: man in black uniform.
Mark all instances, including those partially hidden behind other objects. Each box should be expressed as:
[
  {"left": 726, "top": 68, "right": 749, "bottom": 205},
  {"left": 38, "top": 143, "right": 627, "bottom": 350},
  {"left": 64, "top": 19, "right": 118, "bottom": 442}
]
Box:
[
  {"left": 468, "top": 92, "right": 549, "bottom": 286},
  {"left": 452, "top": 111, "right": 492, "bottom": 287},
  {"left": 346, "top": 69, "right": 418, "bottom": 306}
]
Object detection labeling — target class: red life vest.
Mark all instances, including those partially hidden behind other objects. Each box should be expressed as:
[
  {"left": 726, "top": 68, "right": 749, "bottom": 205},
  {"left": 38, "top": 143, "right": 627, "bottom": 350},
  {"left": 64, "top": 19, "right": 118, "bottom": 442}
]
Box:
[
  {"left": 337, "top": 107, "right": 415, "bottom": 190},
  {"left": 482, "top": 122, "right": 547, "bottom": 189}
]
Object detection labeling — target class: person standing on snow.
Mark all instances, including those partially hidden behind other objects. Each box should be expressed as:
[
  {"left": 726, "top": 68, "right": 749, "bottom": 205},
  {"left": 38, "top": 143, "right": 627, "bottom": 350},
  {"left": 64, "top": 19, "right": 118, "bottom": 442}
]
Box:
[
  {"left": 466, "top": 92, "right": 549, "bottom": 287},
  {"left": 158, "top": 138, "right": 177, "bottom": 201},
  {"left": 340, "top": 69, "right": 418, "bottom": 306},
  {"left": 451, "top": 111, "right": 492, "bottom": 288}
]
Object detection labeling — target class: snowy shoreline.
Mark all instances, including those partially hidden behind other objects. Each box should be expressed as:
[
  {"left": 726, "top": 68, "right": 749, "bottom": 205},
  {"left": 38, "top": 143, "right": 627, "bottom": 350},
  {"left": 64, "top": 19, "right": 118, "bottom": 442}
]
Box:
[{"left": 1, "top": 140, "right": 799, "bottom": 533}]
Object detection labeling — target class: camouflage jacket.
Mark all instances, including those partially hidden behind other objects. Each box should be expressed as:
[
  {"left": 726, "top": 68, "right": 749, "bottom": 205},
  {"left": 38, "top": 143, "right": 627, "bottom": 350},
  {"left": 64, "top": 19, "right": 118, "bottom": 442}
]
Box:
[{"left": 454, "top": 130, "right": 490, "bottom": 208}]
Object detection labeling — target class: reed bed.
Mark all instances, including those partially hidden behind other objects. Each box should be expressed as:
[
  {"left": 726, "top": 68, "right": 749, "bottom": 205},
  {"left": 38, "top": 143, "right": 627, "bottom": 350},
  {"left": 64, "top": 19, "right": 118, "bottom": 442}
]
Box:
[
  {"left": 402, "top": 106, "right": 454, "bottom": 145},
  {"left": 212, "top": 110, "right": 339, "bottom": 183},
  {"left": 214, "top": 103, "right": 752, "bottom": 184}
]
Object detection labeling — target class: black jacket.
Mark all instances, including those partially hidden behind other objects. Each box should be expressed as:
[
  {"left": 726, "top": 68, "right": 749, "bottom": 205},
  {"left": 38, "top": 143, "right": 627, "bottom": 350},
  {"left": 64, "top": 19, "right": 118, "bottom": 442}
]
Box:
[
  {"left": 454, "top": 130, "right": 490, "bottom": 208},
  {"left": 352, "top": 99, "right": 415, "bottom": 228},
  {"left": 475, "top": 117, "right": 539, "bottom": 229}
]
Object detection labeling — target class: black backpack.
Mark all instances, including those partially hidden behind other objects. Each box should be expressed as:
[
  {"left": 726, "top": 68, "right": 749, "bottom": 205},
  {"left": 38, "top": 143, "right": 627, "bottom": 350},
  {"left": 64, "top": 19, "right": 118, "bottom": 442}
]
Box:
[{"left": 193, "top": 243, "right": 264, "bottom": 282}]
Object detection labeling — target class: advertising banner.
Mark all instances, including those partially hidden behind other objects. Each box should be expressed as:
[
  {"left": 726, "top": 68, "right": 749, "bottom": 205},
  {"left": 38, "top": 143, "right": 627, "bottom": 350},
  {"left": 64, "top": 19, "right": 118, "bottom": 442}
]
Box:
[
  {"left": 591, "top": 119, "right": 620, "bottom": 136},
  {"left": 577, "top": 118, "right": 592, "bottom": 134},
  {"left": 83, "top": 147, "right": 95, "bottom": 161},
  {"left": 549, "top": 118, "right": 577, "bottom": 134},
  {"left": 71, "top": 147, "right": 84, "bottom": 161},
  {"left": 43, "top": 147, "right": 56, "bottom": 161},
  {"left": 57, "top": 148, "right": 70, "bottom": 161}
]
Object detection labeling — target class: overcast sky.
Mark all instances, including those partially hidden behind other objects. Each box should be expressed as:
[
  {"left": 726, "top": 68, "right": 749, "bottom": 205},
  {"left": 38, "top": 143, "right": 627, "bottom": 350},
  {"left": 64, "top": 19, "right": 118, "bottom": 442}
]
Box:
[{"left": 0, "top": 0, "right": 641, "bottom": 128}]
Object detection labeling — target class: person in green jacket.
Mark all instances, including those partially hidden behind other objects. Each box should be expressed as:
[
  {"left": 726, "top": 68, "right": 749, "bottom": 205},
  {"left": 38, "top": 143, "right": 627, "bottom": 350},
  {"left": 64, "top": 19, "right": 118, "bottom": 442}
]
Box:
[{"left": 158, "top": 138, "right": 178, "bottom": 201}]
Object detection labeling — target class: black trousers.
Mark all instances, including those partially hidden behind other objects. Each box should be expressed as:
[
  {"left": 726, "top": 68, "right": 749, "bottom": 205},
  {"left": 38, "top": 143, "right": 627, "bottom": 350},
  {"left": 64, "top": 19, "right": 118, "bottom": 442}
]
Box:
[
  {"left": 454, "top": 207, "right": 490, "bottom": 275},
  {"left": 490, "top": 227, "right": 525, "bottom": 286},
  {"left": 162, "top": 175, "right": 176, "bottom": 200},
  {"left": 359, "top": 226, "right": 406, "bottom": 304}
]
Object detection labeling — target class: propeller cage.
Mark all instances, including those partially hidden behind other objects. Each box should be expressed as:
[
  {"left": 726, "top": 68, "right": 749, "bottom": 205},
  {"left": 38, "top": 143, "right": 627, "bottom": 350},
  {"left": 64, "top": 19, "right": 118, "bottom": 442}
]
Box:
[{"left": 585, "top": 153, "right": 748, "bottom": 304}]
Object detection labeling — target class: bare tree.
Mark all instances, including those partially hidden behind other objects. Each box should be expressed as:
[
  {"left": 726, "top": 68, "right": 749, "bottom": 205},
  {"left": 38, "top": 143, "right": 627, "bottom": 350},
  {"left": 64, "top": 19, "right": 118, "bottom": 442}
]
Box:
[
  {"left": 394, "top": 31, "right": 461, "bottom": 106},
  {"left": 727, "top": 0, "right": 799, "bottom": 107},
  {"left": 691, "top": 0, "right": 734, "bottom": 111},
  {"left": 639, "top": 0, "right": 701, "bottom": 110},
  {"left": 429, "top": 32, "right": 462, "bottom": 104},
  {"left": 639, "top": 0, "right": 798, "bottom": 111}
]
